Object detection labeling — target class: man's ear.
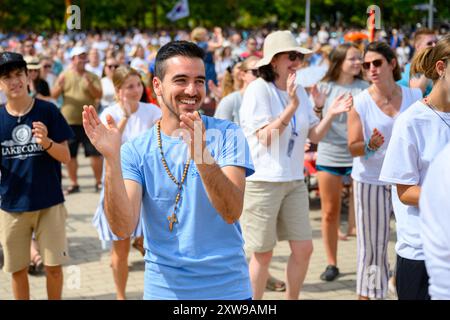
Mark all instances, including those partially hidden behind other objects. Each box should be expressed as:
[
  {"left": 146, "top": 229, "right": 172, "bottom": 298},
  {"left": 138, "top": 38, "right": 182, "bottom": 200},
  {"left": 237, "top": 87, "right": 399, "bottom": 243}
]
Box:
[{"left": 153, "top": 77, "right": 162, "bottom": 96}]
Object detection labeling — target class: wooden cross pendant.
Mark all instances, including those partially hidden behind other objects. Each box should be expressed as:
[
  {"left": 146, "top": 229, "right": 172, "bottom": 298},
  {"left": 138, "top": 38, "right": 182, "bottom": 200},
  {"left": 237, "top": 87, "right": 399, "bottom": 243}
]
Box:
[{"left": 168, "top": 213, "right": 178, "bottom": 232}]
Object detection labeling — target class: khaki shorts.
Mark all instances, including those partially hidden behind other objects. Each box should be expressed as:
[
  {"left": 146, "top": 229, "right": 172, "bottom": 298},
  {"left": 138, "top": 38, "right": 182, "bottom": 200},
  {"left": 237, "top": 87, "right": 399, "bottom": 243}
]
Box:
[
  {"left": 0, "top": 203, "right": 69, "bottom": 273},
  {"left": 241, "top": 180, "right": 312, "bottom": 253}
]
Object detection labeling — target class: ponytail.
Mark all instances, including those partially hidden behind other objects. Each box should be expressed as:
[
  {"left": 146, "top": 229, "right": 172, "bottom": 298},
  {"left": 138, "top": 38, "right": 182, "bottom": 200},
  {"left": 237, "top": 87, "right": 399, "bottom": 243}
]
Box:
[{"left": 410, "top": 35, "right": 450, "bottom": 82}]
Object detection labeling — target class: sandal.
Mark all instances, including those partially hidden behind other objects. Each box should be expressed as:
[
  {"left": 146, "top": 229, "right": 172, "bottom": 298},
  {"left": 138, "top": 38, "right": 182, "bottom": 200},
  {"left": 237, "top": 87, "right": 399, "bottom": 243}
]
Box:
[
  {"left": 95, "top": 183, "right": 103, "bottom": 193},
  {"left": 132, "top": 238, "right": 145, "bottom": 256},
  {"left": 266, "top": 275, "right": 286, "bottom": 292},
  {"left": 28, "top": 254, "right": 44, "bottom": 276},
  {"left": 64, "top": 185, "right": 80, "bottom": 195}
]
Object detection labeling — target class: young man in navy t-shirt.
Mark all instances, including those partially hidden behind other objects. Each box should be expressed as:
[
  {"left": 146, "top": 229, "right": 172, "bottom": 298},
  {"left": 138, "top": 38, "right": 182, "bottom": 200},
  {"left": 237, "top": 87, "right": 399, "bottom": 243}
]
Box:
[{"left": 0, "top": 52, "right": 74, "bottom": 300}]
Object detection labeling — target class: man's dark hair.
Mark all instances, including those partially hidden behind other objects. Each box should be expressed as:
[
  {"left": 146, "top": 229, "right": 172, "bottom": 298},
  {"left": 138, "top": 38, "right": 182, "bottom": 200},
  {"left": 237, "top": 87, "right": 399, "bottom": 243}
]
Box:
[
  {"left": 154, "top": 41, "right": 205, "bottom": 80},
  {"left": 0, "top": 63, "right": 27, "bottom": 78}
]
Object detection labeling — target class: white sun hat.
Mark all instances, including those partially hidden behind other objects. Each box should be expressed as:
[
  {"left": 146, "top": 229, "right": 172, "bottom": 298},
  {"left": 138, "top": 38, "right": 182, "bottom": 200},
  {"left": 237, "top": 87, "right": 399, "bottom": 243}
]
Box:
[{"left": 256, "top": 30, "right": 313, "bottom": 68}]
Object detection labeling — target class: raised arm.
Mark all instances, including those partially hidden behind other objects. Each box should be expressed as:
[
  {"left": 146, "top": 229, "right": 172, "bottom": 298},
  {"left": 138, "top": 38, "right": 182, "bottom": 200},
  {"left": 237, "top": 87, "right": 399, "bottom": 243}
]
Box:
[
  {"left": 347, "top": 106, "right": 384, "bottom": 157},
  {"left": 82, "top": 105, "right": 141, "bottom": 238},
  {"left": 308, "top": 93, "right": 353, "bottom": 144}
]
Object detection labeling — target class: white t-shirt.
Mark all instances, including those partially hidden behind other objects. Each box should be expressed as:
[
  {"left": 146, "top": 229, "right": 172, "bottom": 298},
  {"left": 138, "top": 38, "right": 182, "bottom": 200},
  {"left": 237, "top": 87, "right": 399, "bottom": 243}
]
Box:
[
  {"left": 351, "top": 86, "right": 422, "bottom": 185},
  {"left": 380, "top": 100, "right": 450, "bottom": 260},
  {"left": 99, "top": 102, "right": 162, "bottom": 144},
  {"left": 240, "top": 78, "right": 319, "bottom": 182},
  {"left": 100, "top": 77, "right": 116, "bottom": 108},
  {"left": 130, "top": 57, "right": 149, "bottom": 75},
  {"left": 419, "top": 143, "right": 450, "bottom": 299},
  {"left": 85, "top": 63, "right": 104, "bottom": 78}
]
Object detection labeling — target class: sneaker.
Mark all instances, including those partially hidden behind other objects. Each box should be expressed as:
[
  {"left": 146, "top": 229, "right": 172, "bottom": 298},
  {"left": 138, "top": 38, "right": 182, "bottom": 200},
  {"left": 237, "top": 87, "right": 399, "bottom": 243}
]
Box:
[
  {"left": 64, "top": 185, "right": 80, "bottom": 196},
  {"left": 320, "top": 265, "right": 339, "bottom": 281}
]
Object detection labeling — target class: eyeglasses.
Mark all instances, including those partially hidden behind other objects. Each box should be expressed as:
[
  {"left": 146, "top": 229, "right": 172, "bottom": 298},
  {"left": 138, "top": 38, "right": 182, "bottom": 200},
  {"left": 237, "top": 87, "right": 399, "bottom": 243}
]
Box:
[
  {"left": 362, "top": 59, "right": 383, "bottom": 70},
  {"left": 245, "top": 69, "right": 259, "bottom": 77},
  {"left": 107, "top": 64, "right": 119, "bottom": 69},
  {"left": 287, "top": 51, "right": 304, "bottom": 62}
]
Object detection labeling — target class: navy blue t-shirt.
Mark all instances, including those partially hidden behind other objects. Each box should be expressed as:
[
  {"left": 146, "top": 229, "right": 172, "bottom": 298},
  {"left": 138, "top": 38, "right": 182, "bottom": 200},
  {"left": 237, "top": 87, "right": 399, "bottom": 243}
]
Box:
[{"left": 0, "top": 99, "right": 74, "bottom": 212}]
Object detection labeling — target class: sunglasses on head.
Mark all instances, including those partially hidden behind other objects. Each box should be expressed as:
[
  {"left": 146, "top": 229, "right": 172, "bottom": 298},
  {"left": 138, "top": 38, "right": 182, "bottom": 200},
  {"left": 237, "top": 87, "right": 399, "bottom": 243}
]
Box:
[
  {"left": 362, "top": 59, "right": 383, "bottom": 70},
  {"left": 287, "top": 51, "right": 304, "bottom": 61}
]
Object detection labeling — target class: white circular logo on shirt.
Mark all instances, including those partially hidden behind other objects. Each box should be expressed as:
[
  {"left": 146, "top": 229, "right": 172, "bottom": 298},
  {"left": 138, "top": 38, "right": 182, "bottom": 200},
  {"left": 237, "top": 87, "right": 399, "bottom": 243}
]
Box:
[{"left": 12, "top": 124, "right": 32, "bottom": 145}]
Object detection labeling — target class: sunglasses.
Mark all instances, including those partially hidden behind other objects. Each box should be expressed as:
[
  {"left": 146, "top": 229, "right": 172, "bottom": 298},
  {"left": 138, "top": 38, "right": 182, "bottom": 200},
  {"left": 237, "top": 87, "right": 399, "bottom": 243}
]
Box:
[
  {"left": 245, "top": 69, "right": 259, "bottom": 77},
  {"left": 362, "top": 59, "right": 383, "bottom": 70},
  {"left": 107, "top": 64, "right": 119, "bottom": 69},
  {"left": 287, "top": 51, "right": 304, "bottom": 61},
  {"left": 43, "top": 64, "right": 52, "bottom": 69},
  {"left": 426, "top": 40, "right": 437, "bottom": 46}
]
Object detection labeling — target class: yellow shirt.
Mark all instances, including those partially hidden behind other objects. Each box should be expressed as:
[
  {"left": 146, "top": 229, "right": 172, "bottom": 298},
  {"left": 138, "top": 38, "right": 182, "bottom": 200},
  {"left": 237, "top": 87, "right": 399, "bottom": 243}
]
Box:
[{"left": 60, "top": 69, "right": 101, "bottom": 125}]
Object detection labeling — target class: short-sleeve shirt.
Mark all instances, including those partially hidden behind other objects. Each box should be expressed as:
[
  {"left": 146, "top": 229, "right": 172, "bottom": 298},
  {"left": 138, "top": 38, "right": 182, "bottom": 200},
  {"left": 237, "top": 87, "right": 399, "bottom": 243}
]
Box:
[
  {"left": 214, "top": 91, "right": 242, "bottom": 125},
  {"left": 419, "top": 143, "right": 450, "bottom": 299},
  {"left": 316, "top": 80, "right": 369, "bottom": 167},
  {"left": 60, "top": 69, "right": 102, "bottom": 125},
  {"left": 380, "top": 100, "right": 450, "bottom": 261},
  {"left": 351, "top": 86, "right": 422, "bottom": 185},
  {"left": 121, "top": 115, "right": 254, "bottom": 299},
  {"left": 240, "top": 78, "right": 319, "bottom": 182},
  {"left": 0, "top": 99, "right": 74, "bottom": 212}
]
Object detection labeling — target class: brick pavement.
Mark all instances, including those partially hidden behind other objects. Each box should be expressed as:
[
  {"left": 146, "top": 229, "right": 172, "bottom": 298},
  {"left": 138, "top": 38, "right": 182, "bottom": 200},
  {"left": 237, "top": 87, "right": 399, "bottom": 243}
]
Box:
[{"left": 0, "top": 153, "right": 397, "bottom": 300}]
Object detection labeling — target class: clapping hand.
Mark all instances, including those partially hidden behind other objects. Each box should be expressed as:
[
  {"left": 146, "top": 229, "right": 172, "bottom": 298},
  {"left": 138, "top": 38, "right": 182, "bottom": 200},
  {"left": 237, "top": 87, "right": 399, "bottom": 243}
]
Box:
[{"left": 82, "top": 105, "right": 122, "bottom": 159}]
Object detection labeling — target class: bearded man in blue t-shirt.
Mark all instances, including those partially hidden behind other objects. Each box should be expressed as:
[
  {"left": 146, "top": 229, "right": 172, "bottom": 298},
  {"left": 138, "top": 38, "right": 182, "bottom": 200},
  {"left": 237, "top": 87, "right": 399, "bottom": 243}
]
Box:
[
  {"left": 0, "top": 52, "right": 74, "bottom": 300},
  {"left": 82, "top": 41, "right": 255, "bottom": 300}
]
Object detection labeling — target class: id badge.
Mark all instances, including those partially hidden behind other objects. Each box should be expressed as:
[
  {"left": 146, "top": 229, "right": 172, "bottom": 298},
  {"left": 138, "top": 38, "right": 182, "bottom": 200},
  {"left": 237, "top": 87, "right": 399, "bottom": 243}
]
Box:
[{"left": 287, "top": 136, "right": 295, "bottom": 157}]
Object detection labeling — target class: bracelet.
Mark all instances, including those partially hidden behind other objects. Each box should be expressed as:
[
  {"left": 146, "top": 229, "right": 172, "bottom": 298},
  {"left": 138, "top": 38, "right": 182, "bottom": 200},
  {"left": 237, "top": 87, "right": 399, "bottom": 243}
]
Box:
[
  {"left": 44, "top": 140, "right": 53, "bottom": 152},
  {"left": 278, "top": 116, "right": 289, "bottom": 127},
  {"left": 314, "top": 107, "right": 323, "bottom": 113},
  {"left": 363, "top": 139, "right": 377, "bottom": 159}
]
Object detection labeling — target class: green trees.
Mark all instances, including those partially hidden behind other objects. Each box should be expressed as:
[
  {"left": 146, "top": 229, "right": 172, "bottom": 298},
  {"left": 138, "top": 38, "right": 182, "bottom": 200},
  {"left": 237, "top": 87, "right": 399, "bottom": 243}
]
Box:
[{"left": 0, "top": 0, "right": 448, "bottom": 32}]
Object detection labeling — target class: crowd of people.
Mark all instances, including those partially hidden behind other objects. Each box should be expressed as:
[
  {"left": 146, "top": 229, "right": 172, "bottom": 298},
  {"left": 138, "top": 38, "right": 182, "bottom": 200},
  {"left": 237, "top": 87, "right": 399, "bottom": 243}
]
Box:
[{"left": 0, "top": 24, "right": 449, "bottom": 300}]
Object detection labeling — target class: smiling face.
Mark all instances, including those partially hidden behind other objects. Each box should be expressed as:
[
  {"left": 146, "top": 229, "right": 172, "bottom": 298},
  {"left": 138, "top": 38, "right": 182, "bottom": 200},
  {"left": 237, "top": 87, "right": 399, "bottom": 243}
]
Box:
[
  {"left": 0, "top": 67, "right": 29, "bottom": 100},
  {"left": 153, "top": 56, "right": 206, "bottom": 117},
  {"left": 341, "top": 47, "right": 362, "bottom": 77},
  {"left": 270, "top": 51, "right": 303, "bottom": 82},
  {"left": 117, "top": 74, "right": 143, "bottom": 104}
]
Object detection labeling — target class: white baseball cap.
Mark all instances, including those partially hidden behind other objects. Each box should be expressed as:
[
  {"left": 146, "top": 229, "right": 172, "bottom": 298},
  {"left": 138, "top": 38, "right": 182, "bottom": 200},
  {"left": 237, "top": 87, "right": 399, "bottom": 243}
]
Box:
[{"left": 70, "top": 46, "right": 87, "bottom": 58}]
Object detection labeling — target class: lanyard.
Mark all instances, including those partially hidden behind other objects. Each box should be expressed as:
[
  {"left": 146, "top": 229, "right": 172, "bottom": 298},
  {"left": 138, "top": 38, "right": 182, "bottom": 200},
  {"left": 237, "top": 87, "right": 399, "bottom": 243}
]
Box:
[{"left": 273, "top": 85, "right": 298, "bottom": 136}]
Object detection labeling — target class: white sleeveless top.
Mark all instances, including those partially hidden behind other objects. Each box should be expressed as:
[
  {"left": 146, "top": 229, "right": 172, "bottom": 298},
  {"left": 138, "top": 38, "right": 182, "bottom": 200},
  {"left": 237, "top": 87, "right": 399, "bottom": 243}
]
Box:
[{"left": 351, "top": 86, "right": 422, "bottom": 185}]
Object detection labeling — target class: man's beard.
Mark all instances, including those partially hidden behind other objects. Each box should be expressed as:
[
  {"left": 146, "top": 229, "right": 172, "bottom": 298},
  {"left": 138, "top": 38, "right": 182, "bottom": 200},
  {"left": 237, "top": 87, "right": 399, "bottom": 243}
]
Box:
[{"left": 160, "top": 94, "right": 181, "bottom": 120}]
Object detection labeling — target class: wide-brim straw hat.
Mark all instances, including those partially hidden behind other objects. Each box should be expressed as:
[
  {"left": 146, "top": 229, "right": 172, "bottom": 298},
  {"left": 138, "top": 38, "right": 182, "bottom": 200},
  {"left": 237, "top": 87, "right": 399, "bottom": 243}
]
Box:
[
  {"left": 256, "top": 30, "right": 313, "bottom": 68},
  {"left": 24, "top": 55, "right": 42, "bottom": 70}
]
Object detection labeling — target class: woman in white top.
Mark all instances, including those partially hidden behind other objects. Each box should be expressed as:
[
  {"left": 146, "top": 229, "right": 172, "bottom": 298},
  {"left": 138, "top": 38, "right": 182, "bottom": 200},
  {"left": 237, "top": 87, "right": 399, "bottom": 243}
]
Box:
[
  {"left": 347, "top": 41, "right": 422, "bottom": 300},
  {"left": 100, "top": 57, "right": 119, "bottom": 109},
  {"left": 380, "top": 35, "right": 450, "bottom": 300},
  {"left": 419, "top": 144, "right": 450, "bottom": 300},
  {"left": 214, "top": 56, "right": 260, "bottom": 125},
  {"left": 92, "top": 66, "right": 162, "bottom": 299},
  {"left": 311, "top": 43, "right": 369, "bottom": 282},
  {"left": 240, "top": 30, "right": 353, "bottom": 300}
]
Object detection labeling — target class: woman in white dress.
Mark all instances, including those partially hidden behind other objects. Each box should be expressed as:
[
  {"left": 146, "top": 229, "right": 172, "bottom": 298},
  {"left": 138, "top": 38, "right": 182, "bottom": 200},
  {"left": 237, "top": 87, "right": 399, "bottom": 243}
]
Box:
[{"left": 92, "top": 66, "right": 161, "bottom": 299}]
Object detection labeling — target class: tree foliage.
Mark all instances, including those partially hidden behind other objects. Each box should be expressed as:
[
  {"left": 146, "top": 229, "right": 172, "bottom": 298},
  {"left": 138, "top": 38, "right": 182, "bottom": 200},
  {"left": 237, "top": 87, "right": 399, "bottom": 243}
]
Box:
[{"left": 0, "top": 0, "right": 448, "bottom": 32}]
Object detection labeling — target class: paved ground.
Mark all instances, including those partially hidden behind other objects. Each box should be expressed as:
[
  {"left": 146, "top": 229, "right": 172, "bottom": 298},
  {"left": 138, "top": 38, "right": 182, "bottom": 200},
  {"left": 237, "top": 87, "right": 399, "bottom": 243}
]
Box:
[{"left": 0, "top": 152, "right": 397, "bottom": 300}]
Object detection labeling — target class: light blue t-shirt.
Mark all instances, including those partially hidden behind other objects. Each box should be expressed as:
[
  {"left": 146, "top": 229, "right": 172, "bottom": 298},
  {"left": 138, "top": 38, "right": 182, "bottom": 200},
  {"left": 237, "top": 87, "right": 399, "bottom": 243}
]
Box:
[
  {"left": 121, "top": 115, "right": 254, "bottom": 300},
  {"left": 397, "top": 63, "right": 432, "bottom": 97}
]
